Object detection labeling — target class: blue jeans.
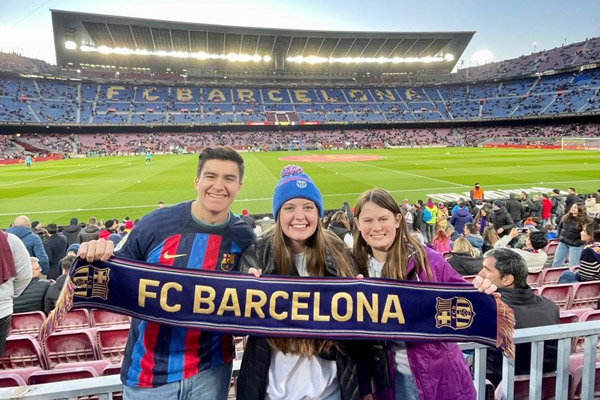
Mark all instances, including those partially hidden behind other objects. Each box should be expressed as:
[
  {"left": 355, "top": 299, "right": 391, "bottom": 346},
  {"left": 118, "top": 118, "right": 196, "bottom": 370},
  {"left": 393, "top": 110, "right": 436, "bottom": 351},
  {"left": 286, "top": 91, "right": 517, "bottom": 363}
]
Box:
[
  {"left": 552, "top": 242, "right": 583, "bottom": 268},
  {"left": 395, "top": 372, "right": 419, "bottom": 400},
  {"left": 558, "top": 271, "right": 580, "bottom": 284},
  {"left": 123, "top": 363, "right": 232, "bottom": 400}
]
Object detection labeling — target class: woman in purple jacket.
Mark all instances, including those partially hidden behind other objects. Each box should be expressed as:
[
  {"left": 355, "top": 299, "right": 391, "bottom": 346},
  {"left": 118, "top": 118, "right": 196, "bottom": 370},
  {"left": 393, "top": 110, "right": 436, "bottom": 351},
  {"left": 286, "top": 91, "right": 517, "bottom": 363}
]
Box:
[{"left": 353, "top": 188, "right": 483, "bottom": 400}]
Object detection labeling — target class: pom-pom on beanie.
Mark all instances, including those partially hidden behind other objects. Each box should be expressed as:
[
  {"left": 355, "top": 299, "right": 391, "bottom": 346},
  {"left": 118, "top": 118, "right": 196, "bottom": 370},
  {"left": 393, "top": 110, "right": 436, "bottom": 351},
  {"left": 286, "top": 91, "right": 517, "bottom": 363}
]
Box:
[{"left": 272, "top": 165, "right": 324, "bottom": 220}]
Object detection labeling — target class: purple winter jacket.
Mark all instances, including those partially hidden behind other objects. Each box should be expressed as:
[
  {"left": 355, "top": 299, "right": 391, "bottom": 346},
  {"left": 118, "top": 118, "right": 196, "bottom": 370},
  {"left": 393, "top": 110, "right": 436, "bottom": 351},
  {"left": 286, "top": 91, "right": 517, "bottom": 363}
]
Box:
[{"left": 372, "top": 247, "right": 477, "bottom": 400}]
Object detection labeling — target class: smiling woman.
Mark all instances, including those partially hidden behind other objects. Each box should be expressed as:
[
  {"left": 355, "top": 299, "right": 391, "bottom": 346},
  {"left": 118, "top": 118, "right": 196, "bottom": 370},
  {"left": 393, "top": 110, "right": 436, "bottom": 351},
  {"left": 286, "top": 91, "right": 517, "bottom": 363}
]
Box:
[{"left": 236, "top": 164, "right": 364, "bottom": 400}]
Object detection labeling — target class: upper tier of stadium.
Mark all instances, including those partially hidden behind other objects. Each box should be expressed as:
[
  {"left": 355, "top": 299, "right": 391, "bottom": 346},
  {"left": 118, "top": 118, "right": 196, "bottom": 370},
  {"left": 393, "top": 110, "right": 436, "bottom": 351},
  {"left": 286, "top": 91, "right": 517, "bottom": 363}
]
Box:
[{"left": 0, "top": 67, "right": 598, "bottom": 127}]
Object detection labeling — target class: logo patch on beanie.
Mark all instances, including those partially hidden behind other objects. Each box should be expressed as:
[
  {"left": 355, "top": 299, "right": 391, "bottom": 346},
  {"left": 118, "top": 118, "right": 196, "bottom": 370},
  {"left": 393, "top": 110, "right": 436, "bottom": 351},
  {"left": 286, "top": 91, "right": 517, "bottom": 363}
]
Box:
[{"left": 297, "top": 180, "right": 307, "bottom": 189}]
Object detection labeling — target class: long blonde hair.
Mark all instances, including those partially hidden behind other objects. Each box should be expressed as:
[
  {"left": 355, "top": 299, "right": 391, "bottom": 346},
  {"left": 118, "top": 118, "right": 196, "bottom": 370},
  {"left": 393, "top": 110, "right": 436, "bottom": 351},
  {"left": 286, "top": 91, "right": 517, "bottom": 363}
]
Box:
[
  {"left": 266, "top": 214, "right": 357, "bottom": 357},
  {"left": 452, "top": 237, "right": 480, "bottom": 257},
  {"left": 352, "top": 188, "right": 433, "bottom": 281}
]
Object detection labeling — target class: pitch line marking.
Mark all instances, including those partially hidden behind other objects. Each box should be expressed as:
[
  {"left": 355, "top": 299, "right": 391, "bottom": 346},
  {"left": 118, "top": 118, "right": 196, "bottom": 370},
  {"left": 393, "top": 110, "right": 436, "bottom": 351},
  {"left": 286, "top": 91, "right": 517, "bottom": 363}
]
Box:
[
  {"left": 349, "top": 161, "right": 469, "bottom": 188},
  {"left": 0, "top": 160, "right": 133, "bottom": 187},
  {"left": 3, "top": 179, "right": 598, "bottom": 217}
]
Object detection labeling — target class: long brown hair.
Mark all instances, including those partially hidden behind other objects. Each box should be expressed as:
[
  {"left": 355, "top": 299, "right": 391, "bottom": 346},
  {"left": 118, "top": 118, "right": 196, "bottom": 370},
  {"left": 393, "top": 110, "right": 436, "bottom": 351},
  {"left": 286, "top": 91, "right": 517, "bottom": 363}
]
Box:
[
  {"left": 561, "top": 202, "right": 590, "bottom": 230},
  {"left": 353, "top": 188, "right": 433, "bottom": 281},
  {"left": 482, "top": 226, "right": 500, "bottom": 246},
  {"left": 266, "top": 213, "right": 357, "bottom": 357}
]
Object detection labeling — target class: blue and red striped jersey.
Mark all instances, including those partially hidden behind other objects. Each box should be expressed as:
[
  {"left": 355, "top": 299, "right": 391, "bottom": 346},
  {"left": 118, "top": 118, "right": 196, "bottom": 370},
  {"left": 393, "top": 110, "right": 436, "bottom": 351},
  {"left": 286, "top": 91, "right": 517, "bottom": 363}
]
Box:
[{"left": 116, "top": 201, "right": 255, "bottom": 387}]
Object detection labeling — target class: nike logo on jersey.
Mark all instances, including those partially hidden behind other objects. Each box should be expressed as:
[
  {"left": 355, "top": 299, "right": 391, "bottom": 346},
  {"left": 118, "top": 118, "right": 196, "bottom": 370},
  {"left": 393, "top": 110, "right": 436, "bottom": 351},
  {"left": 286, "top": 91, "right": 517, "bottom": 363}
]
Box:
[{"left": 163, "top": 251, "right": 187, "bottom": 259}]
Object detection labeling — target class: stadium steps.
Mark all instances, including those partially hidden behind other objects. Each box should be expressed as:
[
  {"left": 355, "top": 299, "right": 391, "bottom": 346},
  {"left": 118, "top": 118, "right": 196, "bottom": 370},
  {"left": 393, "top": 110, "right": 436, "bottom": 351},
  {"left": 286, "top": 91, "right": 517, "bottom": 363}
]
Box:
[
  {"left": 13, "top": 138, "right": 49, "bottom": 154},
  {"left": 26, "top": 103, "right": 41, "bottom": 123},
  {"left": 76, "top": 83, "right": 81, "bottom": 123}
]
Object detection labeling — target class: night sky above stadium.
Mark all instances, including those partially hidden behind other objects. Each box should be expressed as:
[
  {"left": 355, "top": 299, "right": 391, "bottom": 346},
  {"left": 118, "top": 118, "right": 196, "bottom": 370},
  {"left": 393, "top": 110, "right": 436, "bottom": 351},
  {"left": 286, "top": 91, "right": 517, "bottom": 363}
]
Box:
[{"left": 1, "top": 0, "right": 599, "bottom": 69}]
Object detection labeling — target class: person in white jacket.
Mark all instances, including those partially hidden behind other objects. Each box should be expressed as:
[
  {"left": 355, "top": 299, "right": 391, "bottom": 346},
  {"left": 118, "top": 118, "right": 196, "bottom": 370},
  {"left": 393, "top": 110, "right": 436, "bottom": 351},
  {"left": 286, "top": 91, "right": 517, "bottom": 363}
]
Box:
[
  {"left": 493, "top": 227, "right": 548, "bottom": 273},
  {"left": 0, "top": 232, "right": 33, "bottom": 355}
]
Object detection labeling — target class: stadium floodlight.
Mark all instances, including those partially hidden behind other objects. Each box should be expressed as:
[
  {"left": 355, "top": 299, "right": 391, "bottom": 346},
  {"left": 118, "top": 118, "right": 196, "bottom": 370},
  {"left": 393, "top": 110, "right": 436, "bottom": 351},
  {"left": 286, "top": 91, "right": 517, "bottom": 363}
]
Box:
[
  {"left": 79, "top": 45, "right": 270, "bottom": 63},
  {"left": 286, "top": 55, "right": 453, "bottom": 65},
  {"left": 64, "top": 41, "right": 77, "bottom": 50}
]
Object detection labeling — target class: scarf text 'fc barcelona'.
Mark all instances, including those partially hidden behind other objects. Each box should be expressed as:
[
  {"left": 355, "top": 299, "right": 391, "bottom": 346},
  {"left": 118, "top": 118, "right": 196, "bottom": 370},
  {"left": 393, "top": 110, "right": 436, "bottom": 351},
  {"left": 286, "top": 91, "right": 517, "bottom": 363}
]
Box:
[{"left": 41, "top": 257, "right": 514, "bottom": 356}]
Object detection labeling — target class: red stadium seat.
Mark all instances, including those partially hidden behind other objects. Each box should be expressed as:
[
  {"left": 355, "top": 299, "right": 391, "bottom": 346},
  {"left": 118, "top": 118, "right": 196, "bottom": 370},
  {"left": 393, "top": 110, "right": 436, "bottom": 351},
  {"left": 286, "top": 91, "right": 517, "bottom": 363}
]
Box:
[
  {"left": 541, "top": 267, "right": 569, "bottom": 285},
  {"left": 538, "top": 284, "right": 574, "bottom": 310},
  {"left": 90, "top": 309, "right": 130, "bottom": 327},
  {"left": 57, "top": 309, "right": 91, "bottom": 331},
  {"left": 27, "top": 366, "right": 98, "bottom": 384},
  {"left": 102, "top": 362, "right": 122, "bottom": 376},
  {"left": 527, "top": 271, "right": 542, "bottom": 288},
  {"left": 43, "top": 329, "right": 99, "bottom": 368},
  {"left": 0, "top": 373, "right": 26, "bottom": 387},
  {"left": 569, "top": 353, "right": 600, "bottom": 399},
  {"left": 0, "top": 335, "right": 48, "bottom": 369},
  {"left": 543, "top": 239, "right": 559, "bottom": 258},
  {"left": 580, "top": 309, "right": 600, "bottom": 322},
  {"left": 570, "top": 282, "right": 600, "bottom": 310},
  {"left": 96, "top": 326, "right": 129, "bottom": 364},
  {"left": 10, "top": 311, "right": 46, "bottom": 336},
  {"left": 559, "top": 311, "right": 578, "bottom": 324},
  {"left": 55, "top": 360, "right": 111, "bottom": 375},
  {"left": 495, "top": 373, "right": 557, "bottom": 400}
]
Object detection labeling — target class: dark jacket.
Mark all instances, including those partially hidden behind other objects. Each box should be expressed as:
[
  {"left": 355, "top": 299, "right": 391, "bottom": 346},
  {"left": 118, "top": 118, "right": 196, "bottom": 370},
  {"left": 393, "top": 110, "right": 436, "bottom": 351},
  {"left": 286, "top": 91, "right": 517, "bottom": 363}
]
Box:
[
  {"left": 565, "top": 194, "right": 581, "bottom": 212},
  {"left": 6, "top": 226, "right": 50, "bottom": 275},
  {"left": 413, "top": 207, "right": 425, "bottom": 233},
  {"left": 450, "top": 207, "right": 473, "bottom": 235},
  {"left": 44, "top": 274, "right": 67, "bottom": 314},
  {"left": 530, "top": 200, "right": 543, "bottom": 218},
  {"left": 490, "top": 207, "right": 515, "bottom": 236},
  {"left": 77, "top": 225, "right": 100, "bottom": 243},
  {"left": 43, "top": 233, "right": 67, "bottom": 280},
  {"left": 13, "top": 277, "right": 51, "bottom": 314},
  {"left": 329, "top": 222, "right": 352, "bottom": 242},
  {"left": 62, "top": 219, "right": 81, "bottom": 245},
  {"left": 447, "top": 251, "right": 484, "bottom": 276},
  {"left": 486, "top": 287, "right": 559, "bottom": 387},
  {"left": 521, "top": 196, "right": 534, "bottom": 218},
  {"left": 240, "top": 215, "right": 256, "bottom": 230},
  {"left": 236, "top": 236, "right": 361, "bottom": 400},
  {"left": 505, "top": 199, "right": 523, "bottom": 222},
  {"left": 557, "top": 218, "right": 585, "bottom": 247}
]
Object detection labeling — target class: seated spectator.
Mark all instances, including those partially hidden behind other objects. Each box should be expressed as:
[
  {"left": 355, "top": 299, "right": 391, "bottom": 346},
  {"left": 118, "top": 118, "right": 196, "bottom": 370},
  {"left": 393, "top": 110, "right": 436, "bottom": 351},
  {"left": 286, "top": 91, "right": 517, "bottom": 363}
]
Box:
[
  {"left": 66, "top": 243, "right": 79, "bottom": 257},
  {"left": 432, "top": 229, "right": 452, "bottom": 253},
  {"left": 480, "top": 248, "right": 559, "bottom": 388},
  {"left": 545, "top": 224, "right": 557, "bottom": 240},
  {"left": 44, "top": 255, "right": 76, "bottom": 314},
  {"left": 558, "top": 221, "right": 600, "bottom": 283},
  {"left": 447, "top": 237, "right": 483, "bottom": 276},
  {"left": 98, "top": 219, "right": 117, "bottom": 240},
  {"left": 446, "top": 224, "right": 460, "bottom": 246},
  {"left": 13, "top": 257, "right": 51, "bottom": 314},
  {"left": 464, "top": 223, "right": 484, "bottom": 254},
  {"left": 493, "top": 228, "right": 548, "bottom": 273},
  {"left": 328, "top": 210, "right": 353, "bottom": 249}
]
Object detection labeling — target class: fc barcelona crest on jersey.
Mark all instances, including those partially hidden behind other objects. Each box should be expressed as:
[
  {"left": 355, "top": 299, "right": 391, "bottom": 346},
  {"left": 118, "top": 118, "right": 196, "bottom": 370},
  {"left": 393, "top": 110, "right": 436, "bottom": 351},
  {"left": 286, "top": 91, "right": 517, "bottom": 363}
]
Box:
[
  {"left": 72, "top": 265, "right": 110, "bottom": 300},
  {"left": 220, "top": 253, "right": 236, "bottom": 271},
  {"left": 435, "top": 297, "right": 475, "bottom": 330}
]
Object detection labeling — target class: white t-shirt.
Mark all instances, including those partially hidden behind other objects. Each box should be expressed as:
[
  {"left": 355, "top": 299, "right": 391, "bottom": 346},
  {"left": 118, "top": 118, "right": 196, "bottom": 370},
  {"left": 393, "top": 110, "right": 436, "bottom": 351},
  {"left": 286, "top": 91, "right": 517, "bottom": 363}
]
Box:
[
  {"left": 265, "top": 252, "right": 339, "bottom": 400},
  {"left": 367, "top": 257, "right": 413, "bottom": 376}
]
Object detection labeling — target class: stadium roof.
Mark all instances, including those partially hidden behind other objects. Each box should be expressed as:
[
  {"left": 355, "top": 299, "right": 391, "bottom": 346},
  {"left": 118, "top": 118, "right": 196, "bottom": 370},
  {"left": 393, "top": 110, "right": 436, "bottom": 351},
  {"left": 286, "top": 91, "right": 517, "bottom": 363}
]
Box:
[{"left": 51, "top": 10, "right": 474, "bottom": 74}]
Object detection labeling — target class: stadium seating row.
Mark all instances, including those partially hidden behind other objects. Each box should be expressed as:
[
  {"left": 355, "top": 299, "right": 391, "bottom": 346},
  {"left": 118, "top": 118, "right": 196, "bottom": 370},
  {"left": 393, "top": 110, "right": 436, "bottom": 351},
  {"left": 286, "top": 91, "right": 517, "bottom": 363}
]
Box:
[{"left": 1, "top": 67, "right": 599, "bottom": 125}]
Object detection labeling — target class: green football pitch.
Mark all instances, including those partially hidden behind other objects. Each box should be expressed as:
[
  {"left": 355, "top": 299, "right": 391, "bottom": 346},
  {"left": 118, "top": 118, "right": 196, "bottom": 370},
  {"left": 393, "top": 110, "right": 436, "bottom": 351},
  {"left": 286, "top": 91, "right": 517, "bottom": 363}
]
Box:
[{"left": 1, "top": 147, "right": 599, "bottom": 228}]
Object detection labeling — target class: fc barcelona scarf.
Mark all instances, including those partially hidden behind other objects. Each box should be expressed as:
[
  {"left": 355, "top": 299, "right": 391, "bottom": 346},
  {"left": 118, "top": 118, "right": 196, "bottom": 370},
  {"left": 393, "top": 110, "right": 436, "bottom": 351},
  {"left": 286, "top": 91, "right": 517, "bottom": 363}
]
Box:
[{"left": 40, "top": 257, "right": 515, "bottom": 357}]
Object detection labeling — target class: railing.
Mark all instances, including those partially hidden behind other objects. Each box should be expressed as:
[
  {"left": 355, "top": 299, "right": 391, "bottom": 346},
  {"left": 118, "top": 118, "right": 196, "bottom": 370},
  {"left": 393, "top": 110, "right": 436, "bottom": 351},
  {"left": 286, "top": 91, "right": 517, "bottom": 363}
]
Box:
[
  {"left": 0, "top": 322, "right": 598, "bottom": 400},
  {"left": 460, "top": 320, "right": 600, "bottom": 400}
]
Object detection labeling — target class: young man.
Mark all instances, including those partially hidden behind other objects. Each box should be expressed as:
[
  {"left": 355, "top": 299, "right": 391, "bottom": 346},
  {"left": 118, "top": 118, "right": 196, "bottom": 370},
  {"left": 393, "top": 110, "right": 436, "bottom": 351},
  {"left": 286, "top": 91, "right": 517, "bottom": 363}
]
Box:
[
  {"left": 479, "top": 248, "right": 559, "bottom": 388},
  {"left": 493, "top": 227, "right": 548, "bottom": 273},
  {"left": 25, "top": 155, "right": 32, "bottom": 168},
  {"left": 78, "top": 146, "right": 255, "bottom": 400}
]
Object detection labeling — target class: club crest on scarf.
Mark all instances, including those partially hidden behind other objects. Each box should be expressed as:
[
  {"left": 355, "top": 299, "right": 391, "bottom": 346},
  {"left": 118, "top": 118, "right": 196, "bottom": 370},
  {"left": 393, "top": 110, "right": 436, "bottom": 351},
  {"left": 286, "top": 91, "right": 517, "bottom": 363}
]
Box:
[
  {"left": 435, "top": 297, "right": 475, "bottom": 330},
  {"left": 72, "top": 265, "right": 110, "bottom": 300}
]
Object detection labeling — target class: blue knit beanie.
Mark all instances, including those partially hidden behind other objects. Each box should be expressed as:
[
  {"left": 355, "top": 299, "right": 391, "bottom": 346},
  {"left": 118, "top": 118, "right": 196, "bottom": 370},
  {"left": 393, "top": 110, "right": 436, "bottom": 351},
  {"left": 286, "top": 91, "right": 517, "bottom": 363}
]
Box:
[{"left": 272, "top": 165, "right": 324, "bottom": 220}]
